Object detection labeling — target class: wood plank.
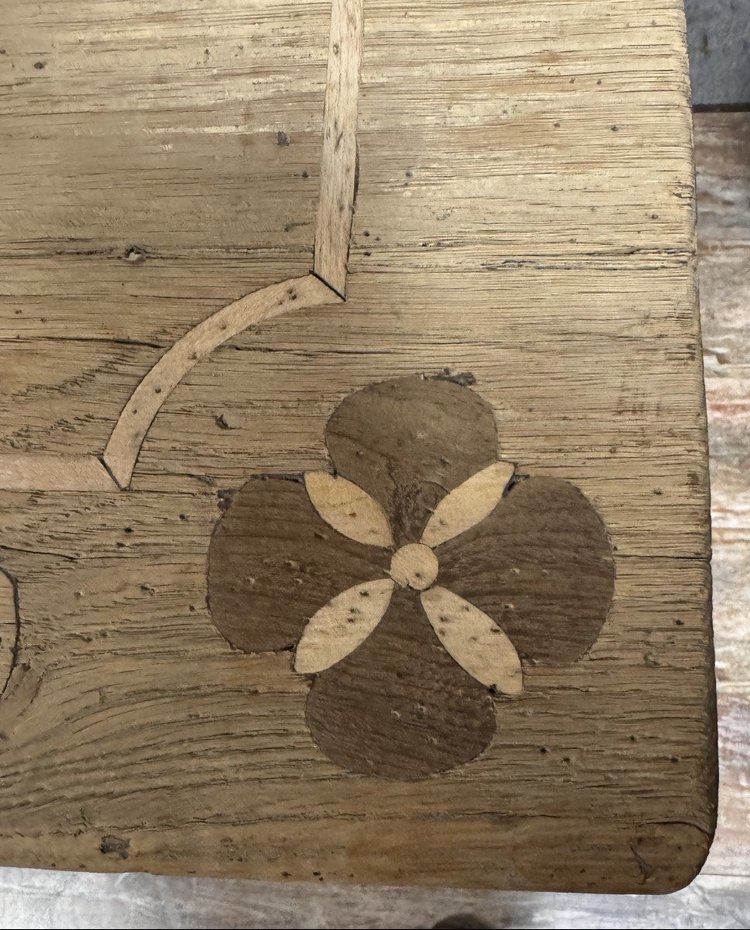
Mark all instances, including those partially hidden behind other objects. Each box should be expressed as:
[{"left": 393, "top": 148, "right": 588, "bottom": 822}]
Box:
[
  {"left": 0, "top": 0, "right": 715, "bottom": 896},
  {"left": 0, "top": 80, "right": 745, "bottom": 930}
]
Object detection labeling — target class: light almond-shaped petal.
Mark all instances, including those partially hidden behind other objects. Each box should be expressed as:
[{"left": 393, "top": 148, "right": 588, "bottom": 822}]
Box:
[
  {"left": 421, "top": 586, "right": 523, "bottom": 695},
  {"left": 304, "top": 471, "right": 394, "bottom": 547},
  {"left": 421, "top": 461, "right": 514, "bottom": 548},
  {"left": 294, "top": 578, "right": 395, "bottom": 674}
]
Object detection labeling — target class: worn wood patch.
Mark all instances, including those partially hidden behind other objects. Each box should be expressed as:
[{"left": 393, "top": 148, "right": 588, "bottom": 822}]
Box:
[{"left": 0, "top": 0, "right": 715, "bottom": 894}]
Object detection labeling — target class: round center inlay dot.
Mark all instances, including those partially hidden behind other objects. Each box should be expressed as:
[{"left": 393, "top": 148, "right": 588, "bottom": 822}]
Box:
[{"left": 389, "top": 543, "right": 439, "bottom": 591}]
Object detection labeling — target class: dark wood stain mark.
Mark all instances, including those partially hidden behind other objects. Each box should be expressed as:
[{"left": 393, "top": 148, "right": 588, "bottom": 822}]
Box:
[
  {"left": 100, "top": 834, "right": 130, "bottom": 859},
  {"left": 0, "top": 568, "right": 20, "bottom": 698}
]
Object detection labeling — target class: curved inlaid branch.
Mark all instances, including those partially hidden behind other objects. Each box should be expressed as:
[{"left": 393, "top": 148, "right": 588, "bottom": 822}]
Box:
[
  {"left": 0, "top": 0, "right": 364, "bottom": 493},
  {"left": 103, "top": 275, "right": 338, "bottom": 488}
]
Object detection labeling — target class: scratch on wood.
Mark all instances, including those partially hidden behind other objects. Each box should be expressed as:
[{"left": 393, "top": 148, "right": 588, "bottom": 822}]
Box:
[{"left": 0, "top": 569, "right": 19, "bottom": 697}]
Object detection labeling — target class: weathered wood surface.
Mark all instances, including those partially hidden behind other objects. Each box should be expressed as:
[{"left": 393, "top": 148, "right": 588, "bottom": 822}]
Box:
[
  {"left": 0, "top": 0, "right": 716, "bottom": 899},
  {"left": 0, "top": 110, "right": 745, "bottom": 930},
  {"left": 0, "top": 111, "right": 742, "bottom": 930}
]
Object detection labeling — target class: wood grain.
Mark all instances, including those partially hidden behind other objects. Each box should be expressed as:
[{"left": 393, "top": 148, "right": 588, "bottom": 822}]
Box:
[{"left": 0, "top": 0, "right": 716, "bottom": 895}]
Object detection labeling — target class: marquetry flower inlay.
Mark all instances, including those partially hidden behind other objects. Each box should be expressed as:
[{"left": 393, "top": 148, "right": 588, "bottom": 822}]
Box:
[
  {"left": 296, "top": 462, "right": 523, "bottom": 698},
  {"left": 208, "top": 375, "right": 615, "bottom": 779}
]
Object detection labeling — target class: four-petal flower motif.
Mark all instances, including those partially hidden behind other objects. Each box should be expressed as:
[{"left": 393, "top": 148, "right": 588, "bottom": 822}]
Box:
[
  {"left": 294, "top": 462, "right": 524, "bottom": 698},
  {"left": 208, "top": 375, "right": 615, "bottom": 779}
]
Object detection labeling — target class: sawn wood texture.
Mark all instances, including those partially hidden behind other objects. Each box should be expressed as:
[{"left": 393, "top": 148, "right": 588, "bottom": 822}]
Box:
[{"left": 0, "top": 0, "right": 715, "bottom": 895}]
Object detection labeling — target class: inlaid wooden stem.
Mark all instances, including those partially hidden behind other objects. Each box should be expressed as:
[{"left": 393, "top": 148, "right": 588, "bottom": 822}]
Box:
[
  {"left": 313, "top": 0, "right": 364, "bottom": 297},
  {"left": 0, "top": 454, "right": 118, "bottom": 492}
]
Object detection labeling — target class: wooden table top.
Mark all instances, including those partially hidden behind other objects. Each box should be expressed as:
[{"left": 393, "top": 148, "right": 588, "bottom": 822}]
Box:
[{"left": 0, "top": 0, "right": 716, "bottom": 893}]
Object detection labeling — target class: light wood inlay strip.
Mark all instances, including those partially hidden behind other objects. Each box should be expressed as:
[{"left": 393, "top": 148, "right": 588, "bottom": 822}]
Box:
[
  {"left": 103, "top": 275, "right": 338, "bottom": 489},
  {"left": 313, "top": 0, "right": 364, "bottom": 297},
  {"left": 0, "top": 454, "right": 117, "bottom": 492}
]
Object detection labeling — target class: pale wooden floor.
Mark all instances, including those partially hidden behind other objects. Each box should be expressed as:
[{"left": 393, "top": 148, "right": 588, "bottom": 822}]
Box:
[{"left": 0, "top": 111, "right": 746, "bottom": 930}]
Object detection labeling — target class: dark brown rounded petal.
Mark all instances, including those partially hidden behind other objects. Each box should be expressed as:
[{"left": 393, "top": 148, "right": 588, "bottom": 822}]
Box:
[
  {"left": 305, "top": 588, "right": 496, "bottom": 779},
  {"left": 207, "top": 477, "right": 390, "bottom": 653},
  {"left": 436, "top": 477, "right": 615, "bottom": 665},
  {"left": 325, "top": 375, "right": 498, "bottom": 546}
]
